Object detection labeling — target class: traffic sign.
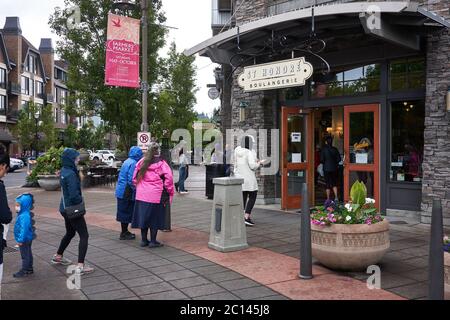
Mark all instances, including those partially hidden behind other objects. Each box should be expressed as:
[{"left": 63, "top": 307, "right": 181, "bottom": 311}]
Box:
[{"left": 138, "top": 132, "right": 151, "bottom": 151}]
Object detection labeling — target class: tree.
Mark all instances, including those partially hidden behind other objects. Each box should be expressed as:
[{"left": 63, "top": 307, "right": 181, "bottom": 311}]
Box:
[
  {"left": 49, "top": 0, "right": 168, "bottom": 151},
  {"left": 15, "top": 101, "right": 56, "bottom": 153},
  {"left": 153, "top": 42, "right": 198, "bottom": 137}
]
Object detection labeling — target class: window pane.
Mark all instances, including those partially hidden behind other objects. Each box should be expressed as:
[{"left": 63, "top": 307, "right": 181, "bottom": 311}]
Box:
[
  {"left": 288, "top": 170, "right": 306, "bottom": 196},
  {"left": 390, "top": 100, "right": 424, "bottom": 183},
  {"left": 349, "top": 171, "right": 374, "bottom": 198},
  {"left": 348, "top": 112, "right": 374, "bottom": 164},
  {"left": 389, "top": 57, "right": 425, "bottom": 91},
  {"left": 287, "top": 114, "right": 307, "bottom": 164}
]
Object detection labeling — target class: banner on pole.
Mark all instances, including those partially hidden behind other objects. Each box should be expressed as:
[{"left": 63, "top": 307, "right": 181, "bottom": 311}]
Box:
[{"left": 105, "top": 13, "right": 140, "bottom": 88}]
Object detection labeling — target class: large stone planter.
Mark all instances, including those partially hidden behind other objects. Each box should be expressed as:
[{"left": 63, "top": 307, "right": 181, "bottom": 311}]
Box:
[
  {"left": 37, "top": 175, "right": 60, "bottom": 191},
  {"left": 445, "top": 252, "right": 450, "bottom": 294},
  {"left": 311, "top": 219, "right": 390, "bottom": 271}
]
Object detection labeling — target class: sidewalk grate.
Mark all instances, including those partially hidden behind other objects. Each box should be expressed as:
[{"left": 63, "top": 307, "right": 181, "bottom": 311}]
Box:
[{"left": 3, "top": 246, "right": 18, "bottom": 254}]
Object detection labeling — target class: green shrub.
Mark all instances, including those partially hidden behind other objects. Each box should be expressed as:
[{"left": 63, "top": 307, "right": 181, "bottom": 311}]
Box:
[{"left": 28, "top": 147, "right": 65, "bottom": 183}]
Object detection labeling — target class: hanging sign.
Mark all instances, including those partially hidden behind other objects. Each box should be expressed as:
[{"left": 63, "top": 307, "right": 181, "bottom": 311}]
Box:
[
  {"left": 105, "top": 13, "right": 140, "bottom": 88},
  {"left": 237, "top": 57, "right": 313, "bottom": 92}
]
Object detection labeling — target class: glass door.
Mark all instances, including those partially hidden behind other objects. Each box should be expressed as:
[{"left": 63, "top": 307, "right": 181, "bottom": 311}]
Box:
[
  {"left": 344, "top": 104, "right": 380, "bottom": 209},
  {"left": 281, "top": 107, "right": 314, "bottom": 210}
]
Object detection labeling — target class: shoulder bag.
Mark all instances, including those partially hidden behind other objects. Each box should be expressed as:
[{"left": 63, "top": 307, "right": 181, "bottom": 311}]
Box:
[{"left": 61, "top": 187, "right": 86, "bottom": 220}]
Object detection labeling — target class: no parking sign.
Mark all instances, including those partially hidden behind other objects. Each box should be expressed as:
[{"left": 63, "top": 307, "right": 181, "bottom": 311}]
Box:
[{"left": 138, "top": 132, "right": 151, "bottom": 151}]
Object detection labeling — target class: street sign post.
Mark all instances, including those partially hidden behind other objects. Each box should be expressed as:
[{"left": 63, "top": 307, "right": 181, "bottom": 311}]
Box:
[{"left": 138, "top": 132, "right": 151, "bottom": 151}]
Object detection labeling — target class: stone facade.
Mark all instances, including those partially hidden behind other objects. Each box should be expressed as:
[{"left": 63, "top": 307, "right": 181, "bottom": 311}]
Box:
[{"left": 421, "top": 0, "right": 450, "bottom": 225}]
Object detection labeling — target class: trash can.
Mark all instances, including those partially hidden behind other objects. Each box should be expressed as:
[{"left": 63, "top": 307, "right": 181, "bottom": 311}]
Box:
[{"left": 205, "top": 164, "right": 225, "bottom": 199}]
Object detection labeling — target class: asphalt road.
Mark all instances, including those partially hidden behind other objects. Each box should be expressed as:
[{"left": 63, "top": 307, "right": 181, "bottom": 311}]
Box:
[{"left": 3, "top": 168, "right": 28, "bottom": 188}]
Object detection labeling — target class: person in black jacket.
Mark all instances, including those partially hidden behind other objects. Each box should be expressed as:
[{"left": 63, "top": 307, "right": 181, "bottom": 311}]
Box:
[
  {"left": 320, "top": 136, "right": 341, "bottom": 202},
  {"left": 0, "top": 148, "right": 13, "bottom": 299}
]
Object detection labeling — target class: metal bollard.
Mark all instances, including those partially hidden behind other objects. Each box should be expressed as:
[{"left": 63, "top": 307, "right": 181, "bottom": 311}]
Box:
[
  {"left": 299, "top": 183, "right": 313, "bottom": 280},
  {"left": 161, "top": 136, "right": 172, "bottom": 232},
  {"left": 428, "top": 199, "right": 444, "bottom": 300}
]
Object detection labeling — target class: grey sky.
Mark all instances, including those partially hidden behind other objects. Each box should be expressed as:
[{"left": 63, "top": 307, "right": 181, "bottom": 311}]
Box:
[{"left": 0, "top": 0, "right": 219, "bottom": 116}]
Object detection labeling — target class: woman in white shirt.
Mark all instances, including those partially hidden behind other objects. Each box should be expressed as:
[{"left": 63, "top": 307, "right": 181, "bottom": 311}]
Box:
[
  {"left": 178, "top": 149, "right": 189, "bottom": 194},
  {"left": 233, "top": 136, "right": 261, "bottom": 226}
]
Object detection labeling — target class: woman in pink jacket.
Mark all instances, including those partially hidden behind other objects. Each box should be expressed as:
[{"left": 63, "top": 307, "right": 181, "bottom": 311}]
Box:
[{"left": 132, "top": 143, "right": 174, "bottom": 248}]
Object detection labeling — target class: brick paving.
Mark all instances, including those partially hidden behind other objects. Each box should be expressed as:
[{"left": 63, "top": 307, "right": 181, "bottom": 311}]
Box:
[{"left": 2, "top": 166, "right": 449, "bottom": 300}]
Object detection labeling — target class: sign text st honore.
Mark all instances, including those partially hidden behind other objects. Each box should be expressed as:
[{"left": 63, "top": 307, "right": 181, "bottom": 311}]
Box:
[{"left": 237, "top": 57, "right": 313, "bottom": 92}]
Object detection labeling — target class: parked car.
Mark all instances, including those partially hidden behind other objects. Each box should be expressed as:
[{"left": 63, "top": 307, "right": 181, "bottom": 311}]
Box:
[
  {"left": 89, "top": 150, "right": 116, "bottom": 162},
  {"left": 9, "top": 158, "right": 24, "bottom": 172}
]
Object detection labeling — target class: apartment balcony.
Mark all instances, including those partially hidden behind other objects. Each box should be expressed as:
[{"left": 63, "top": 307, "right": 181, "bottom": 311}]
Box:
[
  {"left": 0, "top": 82, "right": 6, "bottom": 90},
  {"left": 37, "top": 93, "right": 46, "bottom": 100},
  {"left": 46, "top": 94, "right": 54, "bottom": 103},
  {"left": 7, "top": 82, "right": 21, "bottom": 95},
  {"left": 6, "top": 108, "right": 19, "bottom": 123},
  {"left": 268, "top": 0, "right": 420, "bottom": 16},
  {"left": 212, "top": 9, "right": 232, "bottom": 27}
]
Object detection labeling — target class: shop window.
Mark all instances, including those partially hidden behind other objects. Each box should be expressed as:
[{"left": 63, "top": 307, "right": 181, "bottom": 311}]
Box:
[
  {"left": 390, "top": 100, "right": 424, "bottom": 183},
  {"left": 311, "top": 64, "right": 381, "bottom": 98},
  {"left": 389, "top": 57, "right": 425, "bottom": 91}
]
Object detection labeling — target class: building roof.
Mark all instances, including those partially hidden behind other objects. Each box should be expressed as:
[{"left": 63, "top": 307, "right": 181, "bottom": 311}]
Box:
[
  {"left": 21, "top": 36, "right": 47, "bottom": 82},
  {"left": 185, "top": 1, "right": 450, "bottom": 64}
]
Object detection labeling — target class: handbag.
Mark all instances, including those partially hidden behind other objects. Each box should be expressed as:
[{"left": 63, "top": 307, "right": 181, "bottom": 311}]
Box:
[
  {"left": 159, "top": 174, "right": 170, "bottom": 207},
  {"left": 61, "top": 187, "right": 86, "bottom": 220}
]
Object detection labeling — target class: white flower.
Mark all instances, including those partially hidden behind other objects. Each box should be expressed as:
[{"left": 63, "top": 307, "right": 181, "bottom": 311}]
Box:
[
  {"left": 346, "top": 216, "right": 352, "bottom": 222},
  {"left": 345, "top": 204, "right": 352, "bottom": 212},
  {"left": 365, "top": 198, "right": 376, "bottom": 204}
]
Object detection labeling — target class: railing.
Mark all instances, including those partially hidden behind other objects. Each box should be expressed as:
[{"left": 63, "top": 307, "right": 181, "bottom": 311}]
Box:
[
  {"left": 37, "top": 93, "right": 46, "bottom": 100},
  {"left": 268, "top": 0, "right": 423, "bottom": 16},
  {"left": 7, "top": 82, "right": 21, "bottom": 95},
  {"left": 7, "top": 108, "right": 19, "bottom": 122},
  {"left": 46, "top": 94, "right": 54, "bottom": 103},
  {"left": 0, "top": 82, "right": 6, "bottom": 90},
  {"left": 0, "top": 108, "right": 5, "bottom": 116}
]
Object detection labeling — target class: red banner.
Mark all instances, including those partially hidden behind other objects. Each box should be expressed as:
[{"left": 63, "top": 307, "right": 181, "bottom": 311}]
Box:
[{"left": 105, "top": 13, "right": 140, "bottom": 88}]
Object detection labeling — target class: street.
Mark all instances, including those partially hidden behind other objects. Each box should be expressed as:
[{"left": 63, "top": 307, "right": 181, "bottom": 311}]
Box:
[{"left": 3, "top": 168, "right": 27, "bottom": 188}]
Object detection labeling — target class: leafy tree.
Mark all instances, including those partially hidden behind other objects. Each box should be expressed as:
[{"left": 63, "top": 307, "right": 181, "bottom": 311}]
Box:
[
  {"left": 49, "top": 0, "right": 168, "bottom": 151},
  {"left": 63, "top": 123, "right": 78, "bottom": 148},
  {"left": 15, "top": 101, "right": 56, "bottom": 153}
]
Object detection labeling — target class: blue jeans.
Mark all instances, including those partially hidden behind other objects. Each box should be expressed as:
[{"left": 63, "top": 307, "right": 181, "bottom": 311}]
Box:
[
  {"left": 19, "top": 241, "right": 33, "bottom": 271},
  {"left": 179, "top": 166, "right": 187, "bottom": 192}
]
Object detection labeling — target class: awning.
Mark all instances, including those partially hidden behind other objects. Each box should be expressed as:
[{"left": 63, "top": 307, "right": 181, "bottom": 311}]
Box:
[
  {"left": 0, "top": 129, "right": 16, "bottom": 143},
  {"left": 185, "top": 1, "right": 450, "bottom": 65}
]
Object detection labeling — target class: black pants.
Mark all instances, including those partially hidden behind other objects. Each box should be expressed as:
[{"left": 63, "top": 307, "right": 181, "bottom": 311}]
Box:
[
  {"left": 243, "top": 191, "right": 257, "bottom": 215},
  {"left": 57, "top": 215, "right": 89, "bottom": 264},
  {"left": 19, "top": 241, "right": 33, "bottom": 271}
]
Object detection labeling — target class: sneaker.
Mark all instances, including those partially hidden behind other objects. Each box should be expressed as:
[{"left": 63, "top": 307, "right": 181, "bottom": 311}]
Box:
[
  {"left": 180, "top": 191, "right": 189, "bottom": 195},
  {"left": 140, "top": 240, "right": 150, "bottom": 247},
  {"left": 148, "top": 241, "right": 164, "bottom": 248},
  {"left": 51, "top": 254, "right": 72, "bottom": 266},
  {"left": 13, "top": 270, "right": 28, "bottom": 278},
  {"left": 244, "top": 218, "right": 255, "bottom": 226},
  {"left": 25, "top": 269, "right": 34, "bottom": 275},
  {"left": 75, "top": 265, "right": 94, "bottom": 275},
  {"left": 120, "top": 232, "right": 136, "bottom": 240},
  {"left": 175, "top": 183, "right": 179, "bottom": 192}
]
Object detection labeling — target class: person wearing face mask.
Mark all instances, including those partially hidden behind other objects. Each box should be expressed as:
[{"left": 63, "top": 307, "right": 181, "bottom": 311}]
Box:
[
  {"left": 51, "top": 148, "right": 94, "bottom": 275},
  {"left": 0, "top": 147, "right": 13, "bottom": 299},
  {"left": 13, "top": 194, "right": 36, "bottom": 278}
]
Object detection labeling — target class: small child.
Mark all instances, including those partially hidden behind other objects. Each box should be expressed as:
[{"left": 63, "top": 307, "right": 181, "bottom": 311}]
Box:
[{"left": 13, "top": 194, "right": 36, "bottom": 278}]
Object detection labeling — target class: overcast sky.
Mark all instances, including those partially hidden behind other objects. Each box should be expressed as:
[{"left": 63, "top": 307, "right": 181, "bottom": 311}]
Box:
[{"left": 0, "top": 0, "right": 219, "bottom": 116}]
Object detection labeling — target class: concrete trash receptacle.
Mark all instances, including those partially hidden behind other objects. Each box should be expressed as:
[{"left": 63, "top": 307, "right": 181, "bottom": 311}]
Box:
[{"left": 208, "top": 177, "right": 249, "bottom": 252}]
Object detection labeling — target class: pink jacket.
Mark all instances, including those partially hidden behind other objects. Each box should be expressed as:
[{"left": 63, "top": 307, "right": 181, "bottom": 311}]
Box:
[{"left": 132, "top": 158, "right": 175, "bottom": 204}]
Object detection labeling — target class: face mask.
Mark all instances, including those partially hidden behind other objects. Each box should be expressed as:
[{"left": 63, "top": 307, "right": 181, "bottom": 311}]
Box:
[
  {"left": 15, "top": 205, "right": 21, "bottom": 213},
  {"left": 75, "top": 157, "right": 80, "bottom": 166}
]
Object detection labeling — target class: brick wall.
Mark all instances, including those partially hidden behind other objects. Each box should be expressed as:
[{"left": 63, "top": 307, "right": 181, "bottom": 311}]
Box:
[{"left": 421, "top": 0, "right": 450, "bottom": 225}]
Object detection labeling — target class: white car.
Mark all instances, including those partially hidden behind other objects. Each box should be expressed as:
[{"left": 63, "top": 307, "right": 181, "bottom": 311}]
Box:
[
  {"left": 9, "top": 158, "right": 24, "bottom": 172},
  {"left": 90, "top": 150, "right": 116, "bottom": 162}
]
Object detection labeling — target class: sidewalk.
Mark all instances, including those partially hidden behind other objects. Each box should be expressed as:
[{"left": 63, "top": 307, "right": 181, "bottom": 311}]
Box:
[{"left": 3, "top": 171, "right": 449, "bottom": 300}]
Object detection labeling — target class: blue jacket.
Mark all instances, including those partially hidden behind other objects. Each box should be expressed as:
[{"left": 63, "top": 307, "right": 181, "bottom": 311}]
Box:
[
  {"left": 59, "top": 148, "right": 82, "bottom": 213},
  {"left": 14, "top": 194, "right": 36, "bottom": 243},
  {"left": 115, "top": 146, "right": 143, "bottom": 200}
]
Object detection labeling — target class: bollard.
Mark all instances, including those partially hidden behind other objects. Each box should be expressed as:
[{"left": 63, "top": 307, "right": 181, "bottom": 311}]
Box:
[
  {"left": 429, "top": 199, "right": 444, "bottom": 300},
  {"left": 299, "top": 183, "right": 313, "bottom": 280},
  {"left": 161, "top": 136, "right": 172, "bottom": 232}
]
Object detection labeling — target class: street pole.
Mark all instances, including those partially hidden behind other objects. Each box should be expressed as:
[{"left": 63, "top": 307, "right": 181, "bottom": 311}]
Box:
[
  {"left": 299, "top": 182, "right": 313, "bottom": 279},
  {"left": 140, "top": 0, "right": 149, "bottom": 132},
  {"left": 429, "top": 198, "right": 444, "bottom": 300}
]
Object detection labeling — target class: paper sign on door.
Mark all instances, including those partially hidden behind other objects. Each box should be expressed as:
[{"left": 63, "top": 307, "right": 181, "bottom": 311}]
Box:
[{"left": 292, "top": 153, "right": 302, "bottom": 163}]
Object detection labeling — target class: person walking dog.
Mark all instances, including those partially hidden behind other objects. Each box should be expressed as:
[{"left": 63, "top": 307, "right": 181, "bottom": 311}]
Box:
[
  {"left": 115, "top": 146, "right": 143, "bottom": 240},
  {"left": 132, "top": 143, "right": 174, "bottom": 248},
  {"left": 51, "top": 148, "right": 93, "bottom": 275}
]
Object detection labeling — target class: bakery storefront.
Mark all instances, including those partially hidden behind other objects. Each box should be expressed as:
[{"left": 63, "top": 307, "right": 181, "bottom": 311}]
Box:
[{"left": 186, "top": 2, "right": 450, "bottom": 223}]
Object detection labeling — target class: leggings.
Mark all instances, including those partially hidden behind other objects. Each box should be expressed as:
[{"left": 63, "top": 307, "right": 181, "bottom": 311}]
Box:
[
  {"left": 141, "top": 228, "right": 158, "bottom": 243},
  {"left": 243, "top": 191, "right": 257, "bottom": 215},
  {"left": 57, "top": 215, "right": 89, "bottom": 264}
]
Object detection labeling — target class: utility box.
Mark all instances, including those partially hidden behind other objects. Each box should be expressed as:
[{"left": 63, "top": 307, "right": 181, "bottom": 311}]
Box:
[{"left": 208, "top": 177, "right": 249, "bottom": 252}]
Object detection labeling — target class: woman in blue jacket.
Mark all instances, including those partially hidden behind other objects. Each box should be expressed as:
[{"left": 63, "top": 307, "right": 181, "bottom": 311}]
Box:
[
  {"left": 13, "top": 193, "right": 36, "bottom": 278},
  {"left": 51, "top": 148, "right": 93, "bottom": 275},
  {"left": 115, "top": 146, "right": 143, "bottom": 240}
]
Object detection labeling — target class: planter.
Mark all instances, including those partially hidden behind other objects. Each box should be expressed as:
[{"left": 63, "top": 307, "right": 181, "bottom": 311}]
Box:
[
  {"left": 311, "top": 219, "right": 390, "bottom": 271},
  {"left": 445, "top": 252, "right": 450, "bottom": 294},
  {"left": 37, "top": 175, "right": 60, "bottom": 191}
]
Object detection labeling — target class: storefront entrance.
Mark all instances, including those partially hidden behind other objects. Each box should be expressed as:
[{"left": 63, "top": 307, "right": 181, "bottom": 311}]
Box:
[{"left": 281, "top": 104, "right": 380, "bottom": 210}]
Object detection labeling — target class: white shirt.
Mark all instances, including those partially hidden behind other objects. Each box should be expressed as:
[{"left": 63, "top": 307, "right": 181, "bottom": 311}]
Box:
[{"left": 233, "top": 146, "right": 260, "bottom": 191}]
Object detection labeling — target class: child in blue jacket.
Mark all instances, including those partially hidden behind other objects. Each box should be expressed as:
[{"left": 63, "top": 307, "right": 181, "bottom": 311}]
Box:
[{"left": 13, "top": 193, "right": 36, "bottom": 278}]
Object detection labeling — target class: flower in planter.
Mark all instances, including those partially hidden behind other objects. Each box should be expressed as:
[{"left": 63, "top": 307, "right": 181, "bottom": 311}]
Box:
[{"left": 444, "top": 236, "right": 450, "bottom": 253}]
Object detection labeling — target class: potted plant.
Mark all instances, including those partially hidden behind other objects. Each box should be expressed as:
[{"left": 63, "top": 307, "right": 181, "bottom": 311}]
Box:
[
  {"left": 29, "top": 147, "right": 64, "bottom": 191},
  {"left": 444, "top": 236, "right": 450, "bottom": 293},
  {"left": 310, "top": 181, "right": 390, "bottom": 271}
]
